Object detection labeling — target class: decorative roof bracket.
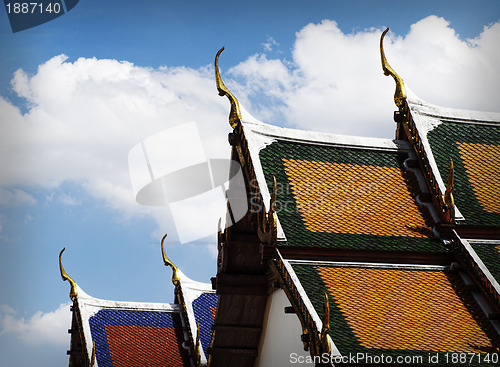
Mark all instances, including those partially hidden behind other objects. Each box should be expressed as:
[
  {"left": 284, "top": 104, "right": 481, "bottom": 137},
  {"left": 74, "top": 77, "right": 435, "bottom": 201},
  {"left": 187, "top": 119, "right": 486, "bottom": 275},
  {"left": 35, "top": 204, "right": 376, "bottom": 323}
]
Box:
[
  {"left": 215, "top": 47, "right": 242, "bottom": 129},
  {"left": 194, "top": 322, "right": 201, "bottom": 367},
  {"left": 59, "top": 248, "right": 78, "bottom": 301},
  {"left": 442, "top": 159, "right": 455, "bottom": 224},
  {"left": 161, "top": 234, "right": 180, "bottom": 286},
  {"left": 320, "top": 291, "right": 331, "bottom": 355},
  {"left": 380, "top": 28, "right": 407, "bottom": 109},
  {"left": 257, "top": 176, "right": 278, "bottom": 245}
]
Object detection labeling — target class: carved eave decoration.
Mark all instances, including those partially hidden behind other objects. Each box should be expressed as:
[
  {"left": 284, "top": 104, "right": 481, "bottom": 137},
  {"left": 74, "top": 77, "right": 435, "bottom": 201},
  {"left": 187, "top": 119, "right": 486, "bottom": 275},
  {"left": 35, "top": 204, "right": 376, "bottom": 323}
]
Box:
[
  {"left": 257, "top": 176, "right": 278, "bottom": 246},
  {"left": 442, "top": 159, "right": 456, "bottom": 224},
  {"left": 320, "top": 291, "right": 332, "bottom": 355}
]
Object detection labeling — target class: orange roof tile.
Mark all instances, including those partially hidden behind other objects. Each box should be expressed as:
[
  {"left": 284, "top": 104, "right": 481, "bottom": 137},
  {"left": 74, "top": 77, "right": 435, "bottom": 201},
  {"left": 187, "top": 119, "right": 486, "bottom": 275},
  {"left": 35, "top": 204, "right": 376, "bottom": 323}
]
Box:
[
  {"left": 457, "top": 142, "right": 500, "bottom": 214},
  {"left": 283, "top": 159, "right": 431, "bottom": 237},
  {"left": 318, "top": 267, "right": 496, "bottom": 353}
]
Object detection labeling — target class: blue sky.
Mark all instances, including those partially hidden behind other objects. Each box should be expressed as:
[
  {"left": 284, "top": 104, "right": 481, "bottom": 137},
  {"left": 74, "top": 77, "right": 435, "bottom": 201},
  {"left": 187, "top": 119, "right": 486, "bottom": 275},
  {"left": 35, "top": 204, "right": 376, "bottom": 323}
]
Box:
[{"left": 1, "top": 1, "right": 499, "bottom": 366}]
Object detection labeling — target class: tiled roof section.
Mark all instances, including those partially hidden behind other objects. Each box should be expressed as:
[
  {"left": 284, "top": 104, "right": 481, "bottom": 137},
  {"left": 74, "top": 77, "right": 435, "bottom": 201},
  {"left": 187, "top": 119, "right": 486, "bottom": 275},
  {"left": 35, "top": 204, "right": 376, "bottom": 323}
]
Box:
[
  {"left": 192, "top": 293, "right": 218, "bottom": 358},
  {"left": 427, "top": 122, "right": 500, "bottom": 226},
  {"left": 471, "top": 243, "right": 500, "bottom": 286},
  {"left": 292, "top": 263, "right": 500, "bottom": 364},
  {"left": 283, "top": 159, "right": 429, "bottom": 237},
  {"left": 259, "top": 140, "right": 445, "bottom": 252},
  {"left": 89, "top": 309, "right": 188, "bottom": 367}
]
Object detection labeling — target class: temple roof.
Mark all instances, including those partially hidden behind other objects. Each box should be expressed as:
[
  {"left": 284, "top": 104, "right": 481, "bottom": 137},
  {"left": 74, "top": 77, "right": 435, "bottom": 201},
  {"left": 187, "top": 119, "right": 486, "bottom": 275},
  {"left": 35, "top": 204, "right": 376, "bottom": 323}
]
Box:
[
  {"left": 60, "top": 246, "right": 217, "bottom": 367},
  {"left": 73, "top": 286, "right": 189, "bottom": 367},
  {"left": 240, "top": 115, "right": 445, "bottom": 253}
]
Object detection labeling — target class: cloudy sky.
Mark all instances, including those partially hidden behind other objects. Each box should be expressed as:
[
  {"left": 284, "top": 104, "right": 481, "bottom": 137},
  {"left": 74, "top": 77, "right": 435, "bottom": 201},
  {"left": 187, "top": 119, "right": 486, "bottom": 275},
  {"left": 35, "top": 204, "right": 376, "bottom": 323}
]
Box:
[{"left": 1, "top": 0, "right": 499, "bottom": 366}]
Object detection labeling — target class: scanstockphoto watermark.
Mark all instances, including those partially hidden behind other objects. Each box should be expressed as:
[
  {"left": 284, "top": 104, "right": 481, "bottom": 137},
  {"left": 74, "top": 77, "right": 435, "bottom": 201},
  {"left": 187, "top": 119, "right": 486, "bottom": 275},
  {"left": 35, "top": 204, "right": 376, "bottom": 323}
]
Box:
[
  {"left": 249, "top": 178, "right": 380, "bottom": 198},
  {"left": 248, "top": 178, "right": 377, "bottom": 215},
  {"left": 290, "top": 352, "right": 500, "bottom": 365}
]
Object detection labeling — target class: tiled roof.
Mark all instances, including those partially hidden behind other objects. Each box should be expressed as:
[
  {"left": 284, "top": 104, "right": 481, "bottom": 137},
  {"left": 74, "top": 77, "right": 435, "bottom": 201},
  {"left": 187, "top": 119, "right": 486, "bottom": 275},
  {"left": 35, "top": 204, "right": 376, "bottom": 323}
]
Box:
[
  {"left": 89, "top": 308, "right": 188, "bottom": 367},
  {"left": 291, "top": 262, "right": 500, "bottom": 364},
  {"left": 259, "top": 139, "right": 445, "bottom": 252},
  {"left": 427, "top": 121, "right": 500, "bottom": 226}
]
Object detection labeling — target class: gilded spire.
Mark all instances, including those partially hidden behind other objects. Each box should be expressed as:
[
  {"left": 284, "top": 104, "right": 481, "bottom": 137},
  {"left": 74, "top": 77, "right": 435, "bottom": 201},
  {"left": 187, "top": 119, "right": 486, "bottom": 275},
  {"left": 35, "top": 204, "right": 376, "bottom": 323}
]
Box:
[
  {"left": 59, "top": 248, "right": 78, "bottom": 301},
  {"left": 215, "top": 47, "right": 242, "bottom": 129},
  {"left": 90, "top": 341, "right": 96, "bottom": 367},
  {"left": 442, "top": 159, "right": 455, "bottom": 223},
  {"left": 380, "top": 28, "right": 406, "bottom": 109},
  {"left": 161, "top": 234, "right": 180, "bottom": 286},
  {"left": 194, "top": 322, "right": 201, "bottom": 367},
  {"left": 320, "top": 291, "right": 331, "bottom": 354}
]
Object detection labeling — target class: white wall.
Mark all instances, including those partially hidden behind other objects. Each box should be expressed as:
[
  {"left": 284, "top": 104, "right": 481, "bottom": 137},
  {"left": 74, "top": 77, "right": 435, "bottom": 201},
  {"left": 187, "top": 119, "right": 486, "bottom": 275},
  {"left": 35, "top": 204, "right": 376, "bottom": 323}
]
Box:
[{"left": 255, "top": 289, "right": 314, "bottom": 367}]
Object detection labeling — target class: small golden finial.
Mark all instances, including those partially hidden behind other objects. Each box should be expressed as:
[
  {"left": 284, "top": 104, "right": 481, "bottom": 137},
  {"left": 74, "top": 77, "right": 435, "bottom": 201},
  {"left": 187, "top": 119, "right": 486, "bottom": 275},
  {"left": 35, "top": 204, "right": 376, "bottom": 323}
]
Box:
[
  {"left": 215, "top": 47, "right": 242, "bottom": 129},
  {"left": 257, "top": 176, "right": 278, "bottom": 245},
  {"left": 320, "top": 291, "right": 331, "bottom": 354},
  {"left": 380, "top": 28, "right": 406, "bottom": 109},
  {"left": 442, "top": 159, "right": 455, "bottom": 223},
  {"left": 59, "top": 248, "right": 77, "bottom": 301},
  {"left": 90, "top": 341, "right": 96, "bottom": 367},
  {"left": 161, "top": 234, "right": 180, "bottom": 286},
  {"left": 194, "top": 322, "right": 201, "bottom": 366}
]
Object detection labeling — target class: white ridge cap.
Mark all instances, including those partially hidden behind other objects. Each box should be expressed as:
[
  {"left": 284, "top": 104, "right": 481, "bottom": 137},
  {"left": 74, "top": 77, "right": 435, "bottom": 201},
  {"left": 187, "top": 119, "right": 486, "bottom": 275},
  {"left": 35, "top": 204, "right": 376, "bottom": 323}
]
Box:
[
  {"left": 243, "top": 119, "right": 409, "bottom": 151},
  {"left": 406, "top": 86, "right": 500, "bottom": 124}
]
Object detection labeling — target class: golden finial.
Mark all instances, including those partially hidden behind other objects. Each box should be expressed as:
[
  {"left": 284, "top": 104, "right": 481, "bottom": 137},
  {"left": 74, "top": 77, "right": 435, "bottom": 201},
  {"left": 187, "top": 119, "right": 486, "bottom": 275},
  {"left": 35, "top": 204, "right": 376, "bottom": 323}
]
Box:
[
  {"left": 59, "top": 248, "right": 77, "bottom": 301},
  {"left": 320, "top": 291, "right": 331, "bottom": 354},
  {"left": 380, "top": 28, "right": 406, "bottom": 109},
  {"left": 442, "top": 159, "right": 455, "bottom": 223},
  {"left": 90, "top": 341, "right": 96, "bottom": 367},
  {"left": 194, "top": 322, "right": 201, "bottom": 366},
  {"left": 161, "top": 234, "right": 180, "bottom": 286},
  {"left": 215, "top": 47, "right": 242, "bottom": 129},
  {"left": 257, "top": 176, "right": 278, "bottom": 245}
]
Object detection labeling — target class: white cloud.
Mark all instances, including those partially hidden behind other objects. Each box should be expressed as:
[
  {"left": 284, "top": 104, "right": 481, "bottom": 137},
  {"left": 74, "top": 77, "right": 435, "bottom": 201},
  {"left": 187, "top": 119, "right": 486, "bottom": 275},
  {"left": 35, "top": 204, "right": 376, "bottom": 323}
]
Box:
[
  {"left": 0, "top": 303, "right": 71, "bottom": 346},
  {"left": 58, "top": 193, "right": 81, "bottom": 206},
  {"left": 1, "top": 56, "right": 232, "bottom": 227},
  {"left": 0, "top": 188, "right": 36, "bottom": 206}
]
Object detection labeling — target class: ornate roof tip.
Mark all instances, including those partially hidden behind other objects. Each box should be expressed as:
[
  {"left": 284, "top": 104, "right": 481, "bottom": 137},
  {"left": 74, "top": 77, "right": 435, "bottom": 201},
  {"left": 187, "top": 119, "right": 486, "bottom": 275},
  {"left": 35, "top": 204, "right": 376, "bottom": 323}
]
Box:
[
  {"left": 59, "top": 248, "right": 78, "bottom": 301},
  {"left": 320, "top": 291, "right": 331, "bottom": 354},
  {"left": 442, "top": 159, "right": 455, "bottom": 223},
  {"left": 215, "top": 46, "right": 242, "bottom": 129},
  {"left": 380, "top": 28, "right": 406, "bottom": 109},
  {"left": 161, "top": 234, "right": 180, "bottom": 286}
]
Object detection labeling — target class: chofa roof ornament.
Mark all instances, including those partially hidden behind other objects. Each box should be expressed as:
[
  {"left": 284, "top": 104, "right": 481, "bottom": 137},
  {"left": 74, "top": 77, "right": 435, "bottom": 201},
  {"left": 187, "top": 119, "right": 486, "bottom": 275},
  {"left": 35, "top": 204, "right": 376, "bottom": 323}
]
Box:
[
  {"left": 161, "top": 233, "right": 180, "bottom": 286},
  {"left": 380, "top": 28, "right": 407, "bottom": 109},
  {"left": 59, "top": 248, "right": 78, "bottom": 301},
  {"left": 215, "top": 46, "right": 242, "bottom": 129}
]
